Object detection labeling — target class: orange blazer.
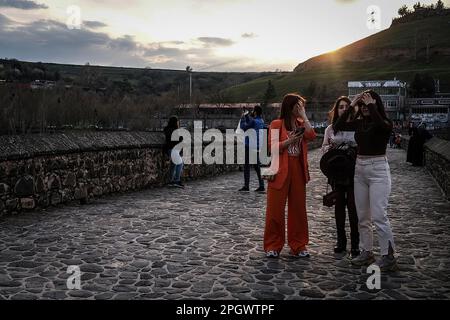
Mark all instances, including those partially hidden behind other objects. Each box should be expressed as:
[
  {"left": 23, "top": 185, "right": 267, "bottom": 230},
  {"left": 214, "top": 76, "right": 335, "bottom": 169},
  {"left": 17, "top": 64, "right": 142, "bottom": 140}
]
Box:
[{"left": 268, "top": 118, "right": 317, "bottom": 190}]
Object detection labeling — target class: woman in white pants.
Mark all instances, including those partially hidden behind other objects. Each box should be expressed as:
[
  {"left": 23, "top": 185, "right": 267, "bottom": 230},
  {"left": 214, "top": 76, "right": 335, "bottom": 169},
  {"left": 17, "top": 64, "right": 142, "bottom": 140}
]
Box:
[{"left": 334, "top": 90, "right": 397, "bottom": 271}]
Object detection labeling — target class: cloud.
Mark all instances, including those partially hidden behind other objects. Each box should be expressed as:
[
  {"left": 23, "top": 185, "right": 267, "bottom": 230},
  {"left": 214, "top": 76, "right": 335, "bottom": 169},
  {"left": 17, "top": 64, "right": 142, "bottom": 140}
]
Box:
[
  {"left": 0, "top": 13, "right": 275, "bottom": 71},
  {"left": 145, "top": 44, "right": 183, "bottom": 57},
  {"left": 241, "top": 32, "right": 257, "bottom": 38},
  {"left": 0, "top": 0, "right": 48, "bottom": 10},
  {"left": 109, "top": 35, "right": 139, "bottom": 51},
  {"left": 161, "top": 40, "right": 185, "bottom": 45},
  {"left": 0, "top": 13, "right": 12, "bottom": 26},
  {"left": 143, "top": 42, "right": 210, "bottom": 67},
  {"left": 0, "top": 14, "right": 213, "bottom": 69},
  {"left": 335, "top": 0, "right": 358, "bottom": 3},
  {"left": 83, "top": 20, "right": 108, "bottom": 29},
  {"left": 197, "top": 37, "right": 234, "bottom": 47},
  {"left": 0, "top": 16, "right": 148, "bottom": 67}
]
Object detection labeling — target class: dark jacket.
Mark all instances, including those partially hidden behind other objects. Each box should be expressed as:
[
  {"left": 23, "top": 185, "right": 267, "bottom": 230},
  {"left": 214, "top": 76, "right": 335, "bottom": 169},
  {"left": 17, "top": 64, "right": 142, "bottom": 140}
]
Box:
[
  {"left": 240, "top": 115, "right": 265, "bottom": 149},
  {"left": 164, "top": 126, "right": 181, "bottom": 152},
  {"left": 334, "top": 103, "right": 392, "bottom": 156}
]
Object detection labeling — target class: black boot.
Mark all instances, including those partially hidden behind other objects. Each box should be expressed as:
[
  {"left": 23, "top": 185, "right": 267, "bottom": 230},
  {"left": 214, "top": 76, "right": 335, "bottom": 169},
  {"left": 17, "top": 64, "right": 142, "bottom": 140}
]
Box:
[
  {"left": 334, "top": 240, "right": 347, "bottom": 254},
  {"left": 350, "top": 248, "right": 360, "bottom": 258}
]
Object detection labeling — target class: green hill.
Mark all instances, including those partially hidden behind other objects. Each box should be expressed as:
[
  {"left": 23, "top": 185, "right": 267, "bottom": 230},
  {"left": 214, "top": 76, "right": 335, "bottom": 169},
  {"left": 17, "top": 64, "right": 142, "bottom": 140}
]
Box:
[
  {"left": 224, "top": 14, "right": 450, "bottom": 102},
  {"left": 0, "top": 59, "right": 276, "bottom": 98}
]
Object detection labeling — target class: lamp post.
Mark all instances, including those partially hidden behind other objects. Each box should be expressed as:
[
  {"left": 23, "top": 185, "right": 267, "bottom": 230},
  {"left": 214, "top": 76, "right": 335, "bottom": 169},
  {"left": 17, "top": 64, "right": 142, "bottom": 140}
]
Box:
[
  {"left": 186, "top": 66, "right": 193, "bottom": 106},
  {"left": 186, "top": 66, "right": 193, "bottom": 129}
]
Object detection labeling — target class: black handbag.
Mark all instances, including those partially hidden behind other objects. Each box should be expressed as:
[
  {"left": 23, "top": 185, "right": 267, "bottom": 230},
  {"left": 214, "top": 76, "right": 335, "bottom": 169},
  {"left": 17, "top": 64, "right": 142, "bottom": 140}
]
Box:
[{"left": 323, "top": 183, "right": 339, "bottom": 207}]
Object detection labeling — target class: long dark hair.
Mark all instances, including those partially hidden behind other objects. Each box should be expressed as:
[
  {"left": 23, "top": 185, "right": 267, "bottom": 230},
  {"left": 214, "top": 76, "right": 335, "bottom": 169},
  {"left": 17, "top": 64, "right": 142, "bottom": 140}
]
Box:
[
  {"left": 358, "top": 89, "right": 391, "bottom": 124},
  {"left": 166, "top": 116, "right": 179, "bottom": 130},
  {"left": 279, "top": 93, "right": 306, "bottom": 131},
  {"left": 329, "top": 96, "right": 352, "bottom": 133}
]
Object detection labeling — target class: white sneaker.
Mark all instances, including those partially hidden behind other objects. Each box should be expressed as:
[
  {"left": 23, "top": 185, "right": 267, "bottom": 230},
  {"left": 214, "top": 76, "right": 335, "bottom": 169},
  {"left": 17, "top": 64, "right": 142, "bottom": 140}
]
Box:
[
  {"left": 296, "top": 250, "right": 310, "bottom": 258},
  {"left": 290, "top": 250, "right": 310, "bottom": 258},
  {"left": 265, "top": 250, "right": 279, "bottom": 258}
]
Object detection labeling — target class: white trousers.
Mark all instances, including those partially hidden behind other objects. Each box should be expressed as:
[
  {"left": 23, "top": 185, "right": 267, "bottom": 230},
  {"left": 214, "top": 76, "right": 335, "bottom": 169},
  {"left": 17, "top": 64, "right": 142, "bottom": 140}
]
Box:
[{"left": 354, "top": 156, "right": 395, "bottom": 255}]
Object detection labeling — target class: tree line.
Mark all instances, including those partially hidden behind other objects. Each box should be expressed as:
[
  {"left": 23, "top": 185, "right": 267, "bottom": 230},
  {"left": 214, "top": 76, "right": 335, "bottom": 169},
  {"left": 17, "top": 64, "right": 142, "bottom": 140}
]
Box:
[
  {"left": 0, "top": 84, "right": 183, "bottom": 135},
  {"left": 394, "top": 1, "right": 449, "bottom": 25},
  {"left": 0, "top": 59, "right": 280, "bottom": 135}
]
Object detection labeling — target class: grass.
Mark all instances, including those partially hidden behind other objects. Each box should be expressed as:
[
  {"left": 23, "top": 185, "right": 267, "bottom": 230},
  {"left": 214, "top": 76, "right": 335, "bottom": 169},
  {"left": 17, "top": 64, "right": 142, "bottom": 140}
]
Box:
[{"left": 225, "top": 15, "right": 450, "bottom": 101}]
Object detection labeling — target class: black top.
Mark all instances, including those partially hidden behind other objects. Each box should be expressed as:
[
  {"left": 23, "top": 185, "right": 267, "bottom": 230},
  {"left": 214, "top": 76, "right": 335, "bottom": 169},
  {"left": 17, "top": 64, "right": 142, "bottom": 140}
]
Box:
[
  {"left": 333, "top": 103, "right": 393, "bottom": 156},
  {"left": 164, "top": 126, "right": 181, "bottom": 151}
]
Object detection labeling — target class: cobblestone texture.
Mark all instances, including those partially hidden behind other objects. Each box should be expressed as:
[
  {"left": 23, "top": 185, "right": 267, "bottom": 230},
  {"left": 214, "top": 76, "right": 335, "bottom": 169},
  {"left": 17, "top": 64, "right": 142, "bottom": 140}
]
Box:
[{"left": 0, "top": 148, "right": 449, "bottom": 300}]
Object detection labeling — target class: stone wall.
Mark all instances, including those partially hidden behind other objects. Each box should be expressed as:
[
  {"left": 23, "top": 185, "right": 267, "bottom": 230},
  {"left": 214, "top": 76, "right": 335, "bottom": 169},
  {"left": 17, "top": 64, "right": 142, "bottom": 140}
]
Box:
[
  {"left": 423, "top": 137, "right": 450, "bottom": 200},
  {"left": 0, "top": 131, "right": 236, "bottom": 216},
  {"left": 0, "top": 131, "right": 324, "bottom": 216},
  {"left": 400, "top": 135, "right": 450, "bottom": 200}
]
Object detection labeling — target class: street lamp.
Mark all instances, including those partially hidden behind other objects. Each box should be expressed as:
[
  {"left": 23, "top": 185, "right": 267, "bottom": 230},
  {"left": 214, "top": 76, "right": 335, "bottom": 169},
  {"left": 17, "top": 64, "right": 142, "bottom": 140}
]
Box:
[{"left": 186, "top": 66, "right": 194, "bottom": 129}]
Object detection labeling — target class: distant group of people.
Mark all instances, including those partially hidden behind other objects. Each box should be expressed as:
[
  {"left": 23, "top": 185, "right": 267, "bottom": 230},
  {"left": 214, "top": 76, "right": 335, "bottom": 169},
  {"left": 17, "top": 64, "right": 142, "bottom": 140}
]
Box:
[
  {"left": 389, "top": 120, "right": 434, "bottom": 154},
  {"left": 163, "top": 90, "right": 400, "bottom": 272},
  {"left": 389, "top": 122, "right": 403, "bottom": 149}
]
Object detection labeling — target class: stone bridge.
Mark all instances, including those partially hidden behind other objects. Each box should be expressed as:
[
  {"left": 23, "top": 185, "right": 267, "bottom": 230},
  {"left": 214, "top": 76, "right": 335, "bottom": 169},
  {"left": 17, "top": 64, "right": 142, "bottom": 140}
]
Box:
[{"left": 0, "top": 147, "right": 449, "bottom": 300}]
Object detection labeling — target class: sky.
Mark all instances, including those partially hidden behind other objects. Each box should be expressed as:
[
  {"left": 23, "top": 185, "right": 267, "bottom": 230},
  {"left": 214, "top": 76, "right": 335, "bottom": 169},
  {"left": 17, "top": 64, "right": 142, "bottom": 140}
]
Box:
[{"left": 0, "top": 0, "right": 448, "bottom": 72}]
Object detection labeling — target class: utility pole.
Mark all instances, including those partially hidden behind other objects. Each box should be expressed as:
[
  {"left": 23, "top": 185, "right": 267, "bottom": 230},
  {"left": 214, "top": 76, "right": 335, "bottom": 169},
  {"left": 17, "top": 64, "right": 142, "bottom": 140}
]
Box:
[
  {"left": 186, "top": 66, "right": 193, "bottom": 106},
  {"left": 186, "top": 66, "right": 193, "bottom": 129}
]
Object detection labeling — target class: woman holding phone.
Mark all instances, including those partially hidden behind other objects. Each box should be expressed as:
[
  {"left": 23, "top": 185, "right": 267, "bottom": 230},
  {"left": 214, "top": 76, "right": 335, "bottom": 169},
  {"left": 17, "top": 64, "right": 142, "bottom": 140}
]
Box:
[
  {"left": 264, "top": 93, "right": 317, "bottom": 258},
  {"left": 334, "top": 90, "right": 398, "bottom": 271}
]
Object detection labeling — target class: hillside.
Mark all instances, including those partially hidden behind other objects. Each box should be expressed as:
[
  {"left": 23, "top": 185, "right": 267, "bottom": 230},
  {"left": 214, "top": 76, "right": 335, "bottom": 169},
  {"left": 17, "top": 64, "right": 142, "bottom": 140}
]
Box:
[
  {"left": 0, "top": 59, "right": 278, "bottom": 99},
  {"left": 224, "top": 14, "right": 450, "bottom": 102}
]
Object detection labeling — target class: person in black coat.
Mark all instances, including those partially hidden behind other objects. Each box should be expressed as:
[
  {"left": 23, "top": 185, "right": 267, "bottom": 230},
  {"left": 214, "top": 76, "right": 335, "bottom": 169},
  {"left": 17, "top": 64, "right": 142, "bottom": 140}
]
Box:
[{"left": 407, "top": 124, "right": 432, "bottom": 166}]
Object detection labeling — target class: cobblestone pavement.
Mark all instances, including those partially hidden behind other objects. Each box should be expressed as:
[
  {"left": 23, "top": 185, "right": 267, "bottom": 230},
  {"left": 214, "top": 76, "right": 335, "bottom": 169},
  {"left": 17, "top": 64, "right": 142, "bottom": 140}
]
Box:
[{"left": 1, "top": 148, "right": 449, "bottom": 300}]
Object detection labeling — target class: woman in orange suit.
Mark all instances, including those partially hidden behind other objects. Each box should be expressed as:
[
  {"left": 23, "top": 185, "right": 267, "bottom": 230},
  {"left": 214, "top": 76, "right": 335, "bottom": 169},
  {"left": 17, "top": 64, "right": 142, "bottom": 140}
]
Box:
[{"left": 264, "top": 93, "right": 317, "bottom": 258}]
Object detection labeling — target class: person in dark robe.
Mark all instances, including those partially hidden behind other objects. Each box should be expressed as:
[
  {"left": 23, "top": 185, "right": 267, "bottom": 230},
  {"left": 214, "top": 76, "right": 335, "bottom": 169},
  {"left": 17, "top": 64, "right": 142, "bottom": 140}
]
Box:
[
  {"left": 406, "top": 127, "right": 418, "bottom": 165},
  {"left": 407, "top": 124, "right": 432, "bottom": 166}
]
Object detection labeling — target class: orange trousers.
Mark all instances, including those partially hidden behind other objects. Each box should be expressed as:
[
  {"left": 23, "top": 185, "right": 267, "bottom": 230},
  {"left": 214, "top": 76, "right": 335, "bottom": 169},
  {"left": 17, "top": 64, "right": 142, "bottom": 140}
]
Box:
[{"left": 264, "top": 155, "right": 309, "bottom": 255}]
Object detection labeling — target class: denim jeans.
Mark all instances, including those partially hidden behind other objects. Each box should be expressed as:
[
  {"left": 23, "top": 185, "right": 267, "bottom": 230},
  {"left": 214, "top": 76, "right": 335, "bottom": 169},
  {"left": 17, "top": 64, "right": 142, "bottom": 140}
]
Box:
[
  {"left": 354, "top": 156, "right": 395, "bottom": 255},
  {"left": 244, "top": 145, "right": 264, "bottom": 188},
  {"left": 167, "top": 149, "right": 184, "bottom": 183}
]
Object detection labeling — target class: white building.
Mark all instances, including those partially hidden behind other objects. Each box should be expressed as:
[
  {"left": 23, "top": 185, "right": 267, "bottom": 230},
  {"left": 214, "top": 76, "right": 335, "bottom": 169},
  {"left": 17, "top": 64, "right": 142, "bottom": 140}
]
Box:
[
  {"left": 407, "top": 98, "right": 450, "bottom": 129},
  {"left": 30, "top": 80, "right": 56, "bottom": 90},
  {"left": 348, "top": 79, "right": 407, "bottom": 120}
]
